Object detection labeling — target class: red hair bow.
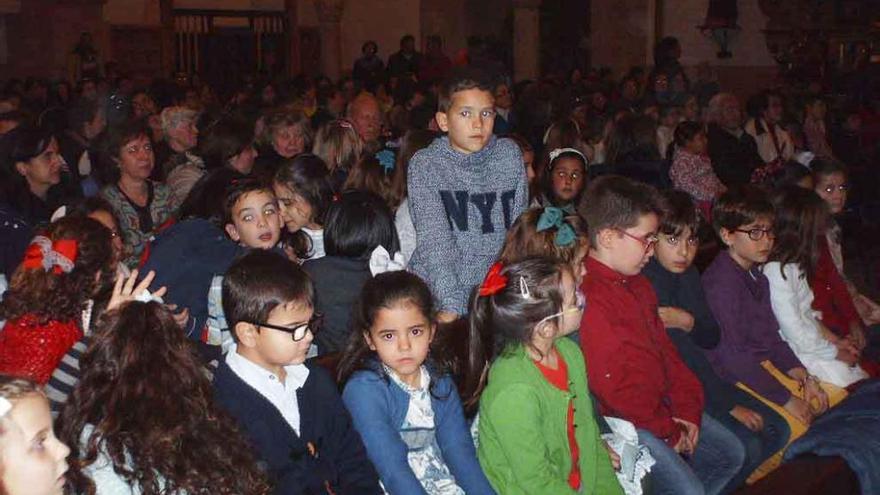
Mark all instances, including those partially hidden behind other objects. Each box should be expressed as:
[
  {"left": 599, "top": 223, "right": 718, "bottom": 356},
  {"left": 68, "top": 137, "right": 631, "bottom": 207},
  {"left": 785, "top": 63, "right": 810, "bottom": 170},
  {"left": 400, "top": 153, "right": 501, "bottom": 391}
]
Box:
[
  {"left": 22, "top": 236, "right": 79, "bottom": 275},
  {"left": 479, "top": 262, "right": 508, "bottom": 296}
]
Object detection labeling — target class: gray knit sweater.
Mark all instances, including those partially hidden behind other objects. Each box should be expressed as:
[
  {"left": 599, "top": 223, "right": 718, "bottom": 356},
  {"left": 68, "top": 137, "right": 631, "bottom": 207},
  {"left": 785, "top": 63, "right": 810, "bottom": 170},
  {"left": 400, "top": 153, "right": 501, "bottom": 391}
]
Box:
[{"left": 407, "top": 135, "right": 527, "bottom": 313}]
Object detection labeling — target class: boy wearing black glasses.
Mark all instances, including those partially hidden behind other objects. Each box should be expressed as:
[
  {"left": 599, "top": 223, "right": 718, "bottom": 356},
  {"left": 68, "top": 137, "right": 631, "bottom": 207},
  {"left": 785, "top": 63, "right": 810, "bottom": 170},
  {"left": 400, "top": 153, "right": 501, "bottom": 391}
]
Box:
[{"left": 213, "top": 250, "right": 382, "bottom": 495}]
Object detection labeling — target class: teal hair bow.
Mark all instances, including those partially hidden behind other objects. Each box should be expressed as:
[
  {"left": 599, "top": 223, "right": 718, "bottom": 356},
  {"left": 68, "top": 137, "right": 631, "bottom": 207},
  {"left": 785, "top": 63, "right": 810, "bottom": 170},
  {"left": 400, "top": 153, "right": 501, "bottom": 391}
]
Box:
[
  {"left": 536, "top": 206, "right": 577, "bottom": 247},
  {"left": 376, "top": 150, "right": 395, "bottom": 175}
]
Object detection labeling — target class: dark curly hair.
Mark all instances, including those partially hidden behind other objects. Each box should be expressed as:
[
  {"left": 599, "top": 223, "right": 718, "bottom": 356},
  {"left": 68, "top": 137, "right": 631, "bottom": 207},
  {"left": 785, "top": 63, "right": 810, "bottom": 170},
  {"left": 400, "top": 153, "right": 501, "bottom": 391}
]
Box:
[
  {"left": 0, "top": 216, "right": 114, "bottom": 324},
  {"left": 58, "top": 301, "right": 270, "bottom": 495}
]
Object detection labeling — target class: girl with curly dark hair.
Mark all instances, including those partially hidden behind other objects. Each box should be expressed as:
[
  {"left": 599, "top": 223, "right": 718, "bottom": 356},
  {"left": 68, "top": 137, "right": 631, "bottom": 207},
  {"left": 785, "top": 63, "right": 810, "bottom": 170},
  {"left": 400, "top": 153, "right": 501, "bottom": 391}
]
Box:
[
  {"left": 58, "top": 300, "right": 270, "bottom": 495},
  {"left": 0, "top": 215, "right": 114, "bottom": 384}
]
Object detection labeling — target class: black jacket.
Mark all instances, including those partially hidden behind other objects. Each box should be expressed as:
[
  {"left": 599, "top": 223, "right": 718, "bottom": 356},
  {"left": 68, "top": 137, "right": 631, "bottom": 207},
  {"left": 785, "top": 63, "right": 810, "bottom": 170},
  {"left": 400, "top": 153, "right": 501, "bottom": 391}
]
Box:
[
  {"left": 707, "top": 123, "right": 763, "bottom": 188},
  {"left": 213, "top": 359, "right": 382, "bottom": 495}
]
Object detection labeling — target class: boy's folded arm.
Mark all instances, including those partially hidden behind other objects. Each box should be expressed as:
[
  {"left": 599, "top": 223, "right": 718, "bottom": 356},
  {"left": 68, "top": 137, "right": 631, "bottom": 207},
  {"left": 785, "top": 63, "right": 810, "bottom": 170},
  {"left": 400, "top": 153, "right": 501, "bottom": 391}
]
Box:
[
  {"left": 582, "top": 310, "right": 682, "bottom": 445},
  {"left": 481, "top": 384, "right": 578, "bottom": 495},
  {"left": 342, "top": 378, "right": 426, "bottom": 494},
  {"left": 652, "top": 313, "right": 704, "bottom": 425}
]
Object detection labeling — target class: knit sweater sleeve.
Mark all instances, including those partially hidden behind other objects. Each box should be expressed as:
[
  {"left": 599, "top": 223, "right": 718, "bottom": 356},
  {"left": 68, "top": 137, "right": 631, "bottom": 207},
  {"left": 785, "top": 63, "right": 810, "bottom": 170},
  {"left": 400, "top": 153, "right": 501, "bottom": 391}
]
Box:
[{"left": 407, "top": 152, "right": 465, "bottom": 313}]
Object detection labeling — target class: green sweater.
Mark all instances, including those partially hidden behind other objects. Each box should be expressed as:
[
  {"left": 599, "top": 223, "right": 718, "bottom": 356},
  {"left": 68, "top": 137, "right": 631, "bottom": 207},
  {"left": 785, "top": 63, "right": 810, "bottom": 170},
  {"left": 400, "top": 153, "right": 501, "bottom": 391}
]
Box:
[{"left": 478, "top": 338, "right": 623, "bottom": 495}]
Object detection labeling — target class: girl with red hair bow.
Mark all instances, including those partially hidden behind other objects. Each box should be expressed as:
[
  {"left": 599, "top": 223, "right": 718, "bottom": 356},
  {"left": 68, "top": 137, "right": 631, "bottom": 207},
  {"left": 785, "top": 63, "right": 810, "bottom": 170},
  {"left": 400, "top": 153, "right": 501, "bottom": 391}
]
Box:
[{"left": 0, "top": 216, "right": 115, "bottom": 384}]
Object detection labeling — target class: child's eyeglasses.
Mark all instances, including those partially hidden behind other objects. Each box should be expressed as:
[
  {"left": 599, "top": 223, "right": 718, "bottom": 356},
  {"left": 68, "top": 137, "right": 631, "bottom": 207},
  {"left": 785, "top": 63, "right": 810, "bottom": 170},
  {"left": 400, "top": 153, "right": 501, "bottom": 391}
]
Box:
[
  {"left": 735, "top": 228, "right": 775, "bottom": 241},
  {"left": 617, "top": 229, "right": 659, "bottom": 251},
  {"left": 245, "top": 313, "right": 323, "bottom": 341}
]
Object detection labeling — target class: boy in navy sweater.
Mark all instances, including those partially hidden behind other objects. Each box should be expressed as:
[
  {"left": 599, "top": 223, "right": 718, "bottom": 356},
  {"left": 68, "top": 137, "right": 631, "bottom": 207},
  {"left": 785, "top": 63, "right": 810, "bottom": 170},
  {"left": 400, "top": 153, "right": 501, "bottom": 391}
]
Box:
[
  {"left": 213, "top": 250, "right": 381, "bottom": 495},
  {"left": 408, "top": 68, "right": 528, "bottom": 320}
]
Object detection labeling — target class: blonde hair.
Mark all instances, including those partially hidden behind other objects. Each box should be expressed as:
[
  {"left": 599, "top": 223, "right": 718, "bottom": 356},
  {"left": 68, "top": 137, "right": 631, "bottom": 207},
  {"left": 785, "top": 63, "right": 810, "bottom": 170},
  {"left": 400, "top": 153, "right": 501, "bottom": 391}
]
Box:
[
  {"left": 343, "top": 154, "right": 398, "bottom": 209},
  {"left": 0, "top": 375, "right": 44, "bottom": 436},
  {"left": 159, "top": 106, "right": 198, "bottom": 135},
  {"left": 260, "top": 107, "right": 313, "bottom": 149},
  {"left": 312, "top": 119, "right": 364, "bottom": 174},
  {"left": 498, "top": 207, "right": 589, "bottom": 266}
]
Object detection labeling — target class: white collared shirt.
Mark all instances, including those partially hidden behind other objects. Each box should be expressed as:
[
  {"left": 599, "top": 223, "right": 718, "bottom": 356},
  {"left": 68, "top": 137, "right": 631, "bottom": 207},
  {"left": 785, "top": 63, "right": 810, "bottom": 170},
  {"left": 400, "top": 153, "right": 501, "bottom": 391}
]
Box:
[{"left": 226, "top": 346, "right": 310, "bottom": 435}]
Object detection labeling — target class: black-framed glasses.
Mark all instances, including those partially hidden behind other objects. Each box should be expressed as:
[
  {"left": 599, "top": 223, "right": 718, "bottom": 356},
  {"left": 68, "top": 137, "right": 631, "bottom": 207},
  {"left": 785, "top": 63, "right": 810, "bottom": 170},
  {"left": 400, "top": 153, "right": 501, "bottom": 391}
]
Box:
[
  {"left": 245, "top": 313, "right": 323, "bottom": 341},
  {"left": 735, "top": 228, "right": 775, "bottom": 241}
]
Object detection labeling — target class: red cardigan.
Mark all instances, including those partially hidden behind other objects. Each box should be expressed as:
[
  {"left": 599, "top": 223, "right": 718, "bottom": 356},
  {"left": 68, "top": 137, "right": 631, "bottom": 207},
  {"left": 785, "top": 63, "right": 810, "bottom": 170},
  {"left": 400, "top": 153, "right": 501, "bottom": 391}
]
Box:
[
  {"left": 0, "top": 315, "right": 82, "bottom": 384},
  {"left": 580, "top": 256, "right": 704, "bottom": 446},
  {"left": 811, "top": 237, "right": 860, "bottom": 337}
]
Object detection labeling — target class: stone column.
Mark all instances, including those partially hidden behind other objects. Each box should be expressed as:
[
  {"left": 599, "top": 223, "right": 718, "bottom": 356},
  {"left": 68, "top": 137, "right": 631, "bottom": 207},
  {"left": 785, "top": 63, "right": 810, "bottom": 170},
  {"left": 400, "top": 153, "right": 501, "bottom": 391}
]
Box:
[
  {"left": 284, "top": 0, "right": 300, "bottom": 76},
  {"left": 0, "top": 0, "right": 21, "bottom": 67},
  {"left": 159, "top": 0, "right": 174, "bottom": 77},
  {"left": 315, "top": 0, "right": 344, "bottom": 80},
  {"left": 513, "top": 0, "right": 541, "bottom": 81},
  {"left": 591, "top": 0, "right": 653, "bottom": 77}
]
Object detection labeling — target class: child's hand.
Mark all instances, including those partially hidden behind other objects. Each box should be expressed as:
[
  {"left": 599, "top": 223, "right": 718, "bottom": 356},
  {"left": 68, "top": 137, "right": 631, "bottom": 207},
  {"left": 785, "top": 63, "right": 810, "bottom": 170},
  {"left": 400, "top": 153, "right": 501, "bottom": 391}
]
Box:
[
  {"left": 672, "top": 417, "right": 699, "bottom": 451},
  {"left": 671, "top": 429, "right": 691, "bottom": 454},
  {"left": 107, "top": 270, "right": 167, "bottom": 312},
  {"left": 602, "top": 440, "right": 621, "bottom": 471},
  {"left": 729, "top": 405, "right": 764, "bottom": 432},
  {"left": 847, "top": 324, "right": 867, "bottom": 351},
  {"left": 802, "top": 378, "right": 829, "bottom": 415},
  {"left": 658, "top": 307, "right": 694, "bottom": 332},
  {"left": 835, "top": 345, "right": 860, "bottom": 366},
  {"left": 783, "top": 396, "right": 814, "bottom": 425},
  {"left": 164, "top": 303, "right": 191, "bottom": 329}
]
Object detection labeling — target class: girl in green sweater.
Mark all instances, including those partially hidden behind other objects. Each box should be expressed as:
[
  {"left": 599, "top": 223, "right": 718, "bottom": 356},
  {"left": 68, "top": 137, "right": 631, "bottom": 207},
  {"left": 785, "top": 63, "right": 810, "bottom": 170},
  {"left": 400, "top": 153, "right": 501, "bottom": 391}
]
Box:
[{"left": 472, "top": 257, "right": 623, "bottom": 495}]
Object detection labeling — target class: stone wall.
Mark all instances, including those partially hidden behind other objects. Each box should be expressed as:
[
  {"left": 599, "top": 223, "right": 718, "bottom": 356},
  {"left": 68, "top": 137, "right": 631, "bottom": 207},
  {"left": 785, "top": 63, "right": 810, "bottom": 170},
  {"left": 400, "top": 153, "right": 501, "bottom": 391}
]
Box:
[
  {"left": 661, "top": 0, "right": 779, "bottom": 98},
  {"left": 1, "top": 0, "right": 108, "bottom": 81}
]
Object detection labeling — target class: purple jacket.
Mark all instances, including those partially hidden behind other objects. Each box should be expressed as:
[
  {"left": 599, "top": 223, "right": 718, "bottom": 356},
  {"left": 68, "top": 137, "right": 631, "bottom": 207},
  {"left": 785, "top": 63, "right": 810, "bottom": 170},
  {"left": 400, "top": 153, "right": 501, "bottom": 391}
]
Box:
[{"left": 701, "top": 251, "right": 803, "bottom": 406}]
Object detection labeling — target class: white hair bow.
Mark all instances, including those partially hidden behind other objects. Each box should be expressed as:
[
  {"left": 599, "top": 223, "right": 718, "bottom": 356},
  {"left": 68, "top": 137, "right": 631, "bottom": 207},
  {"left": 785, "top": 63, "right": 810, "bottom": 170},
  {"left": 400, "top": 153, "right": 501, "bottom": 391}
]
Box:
[
  {"left": 134, "top": 290, "right": 165, "bottom": 305},
  {"left": 369, "top": 246, "right": 406, "bottom": 276}
]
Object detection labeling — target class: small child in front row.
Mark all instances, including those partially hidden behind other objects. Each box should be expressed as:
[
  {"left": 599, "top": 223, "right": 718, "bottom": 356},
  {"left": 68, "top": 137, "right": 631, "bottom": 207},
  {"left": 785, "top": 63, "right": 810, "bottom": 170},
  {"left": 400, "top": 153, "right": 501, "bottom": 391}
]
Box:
[
  {"left": 702, "top": 187, "right": 843, "bottom": 479},
  {"left": 579, "top": 175, "right": 744, "bottom": 495},
  {"left": 475, "top": 257, "right": 623, "bottom": 495},
  {"left": 0, "top": 375, "right": 70, "bottom": 495},
  {"left": 763, "top": 187, "right": 868, "bottom": 387},
  {"left": 303, "top": 190, "right": 403, "bottom": 355},
  {"left": 213, "top": 250, "right": 382, "bottom": 495},
  {"left": 642, "top": 190, "right": 790, "bottom": 491},
  {"left": 338, "top": 271, "right": 495, "bottom": 495}
]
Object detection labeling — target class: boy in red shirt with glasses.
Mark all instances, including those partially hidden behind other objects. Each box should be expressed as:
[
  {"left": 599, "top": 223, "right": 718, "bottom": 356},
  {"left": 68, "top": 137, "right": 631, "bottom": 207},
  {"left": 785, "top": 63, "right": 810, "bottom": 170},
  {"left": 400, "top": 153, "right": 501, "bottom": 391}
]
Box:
[{"left": 578, "top": 175, "right": 744, "bottom": 495}]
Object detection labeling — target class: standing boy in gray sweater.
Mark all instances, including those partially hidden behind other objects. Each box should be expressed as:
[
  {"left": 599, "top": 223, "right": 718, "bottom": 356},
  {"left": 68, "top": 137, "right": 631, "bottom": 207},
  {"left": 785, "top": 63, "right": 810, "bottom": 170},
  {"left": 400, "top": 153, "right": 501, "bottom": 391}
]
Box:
[{"left": 408, "top": 69, "right": 528, "bottom": 320}]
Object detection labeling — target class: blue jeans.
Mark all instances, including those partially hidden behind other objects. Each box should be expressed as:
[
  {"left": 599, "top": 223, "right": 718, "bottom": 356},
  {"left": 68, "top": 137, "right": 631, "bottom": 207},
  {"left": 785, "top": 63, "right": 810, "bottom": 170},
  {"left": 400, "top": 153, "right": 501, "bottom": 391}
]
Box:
[
  {"left": 638, "top": 413, "right": 745, "bottom": 495},
  {"left": 713, "top": 390, "right": 791, "bottom": 494}
]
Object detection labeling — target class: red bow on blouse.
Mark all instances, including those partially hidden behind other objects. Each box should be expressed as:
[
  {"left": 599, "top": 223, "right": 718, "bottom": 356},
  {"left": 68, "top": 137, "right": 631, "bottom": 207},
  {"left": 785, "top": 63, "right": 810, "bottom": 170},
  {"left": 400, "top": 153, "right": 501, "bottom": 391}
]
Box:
[
  {"left": 479, "top": 262, "right": 508, "bottom": 296},
  {"left": 22, "top": 236, "right": 79, "bottom": 275}
]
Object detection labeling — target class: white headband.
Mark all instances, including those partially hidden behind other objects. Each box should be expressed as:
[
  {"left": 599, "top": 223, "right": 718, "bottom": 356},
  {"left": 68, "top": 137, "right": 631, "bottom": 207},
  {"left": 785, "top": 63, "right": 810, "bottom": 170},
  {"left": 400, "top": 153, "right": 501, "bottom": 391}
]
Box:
[{"left": 548, "top": 147, "right": 589, "bottom": 166}]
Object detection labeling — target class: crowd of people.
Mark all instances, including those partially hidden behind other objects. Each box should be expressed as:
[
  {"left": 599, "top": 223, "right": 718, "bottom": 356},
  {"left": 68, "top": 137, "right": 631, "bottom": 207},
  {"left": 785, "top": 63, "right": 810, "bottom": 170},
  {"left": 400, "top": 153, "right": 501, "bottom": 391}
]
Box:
[{"left": 1, "top": 33, "right": 880, "bottom": 495}]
